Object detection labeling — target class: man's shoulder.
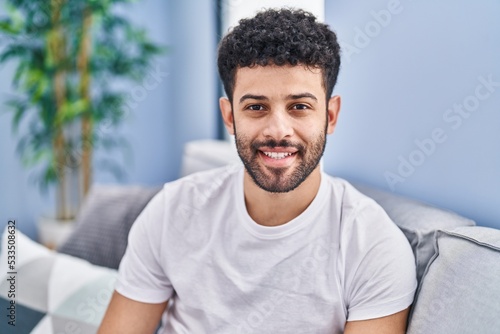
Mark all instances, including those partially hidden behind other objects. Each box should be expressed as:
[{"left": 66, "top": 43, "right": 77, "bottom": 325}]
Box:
[
  {"left": 319, "top": 178, "right": 417, "bottom": 322},
  {"left": 323, "top": 174, "right": 403, "bottom": 237},
  {"left": 322, "top": 174, "right": 378, "bottom": 212}
]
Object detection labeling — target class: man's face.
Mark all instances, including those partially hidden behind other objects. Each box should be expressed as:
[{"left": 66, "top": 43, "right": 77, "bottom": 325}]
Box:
[{"left": 220, "top": 64, "right": 340, "bottom": 193}]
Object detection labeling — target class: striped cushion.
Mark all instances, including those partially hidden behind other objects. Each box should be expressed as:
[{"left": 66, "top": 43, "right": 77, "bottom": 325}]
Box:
[{"left": 0, "top": 227, "right": 116, "bottom": 333}]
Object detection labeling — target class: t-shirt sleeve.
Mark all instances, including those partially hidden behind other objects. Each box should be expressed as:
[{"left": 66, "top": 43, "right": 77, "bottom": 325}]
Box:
[
  {"left": 115, "top": 189, "right": 174, "bottom": 303},
  {"left": 342, "top": 199, "right": 417, "bottom": 322}
]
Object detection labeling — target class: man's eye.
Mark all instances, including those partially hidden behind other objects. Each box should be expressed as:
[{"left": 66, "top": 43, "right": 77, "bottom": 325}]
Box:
[
  {"left": 292, "top": 104, "right": 309, "bottom": 110},
  {"left": 248, "top": 105, "right": 264, "bottom": 111}
]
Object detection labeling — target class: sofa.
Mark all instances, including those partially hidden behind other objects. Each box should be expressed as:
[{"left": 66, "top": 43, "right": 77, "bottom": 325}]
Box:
[{"left": 1, "top": 139, "right": 499, "bottom": 334}]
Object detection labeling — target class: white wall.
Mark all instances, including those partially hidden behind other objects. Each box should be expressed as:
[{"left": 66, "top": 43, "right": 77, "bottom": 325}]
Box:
[
  {"left": 222, "top": 0, "right": 325, "bottom": 34},
  {"left": 324, "top": 0, "right": 500, "bottom": 228}
]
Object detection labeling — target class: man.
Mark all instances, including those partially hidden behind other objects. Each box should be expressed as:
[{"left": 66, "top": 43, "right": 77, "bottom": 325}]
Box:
[{"left": 99, "top": 8, "right": 417, "bottom": 334}]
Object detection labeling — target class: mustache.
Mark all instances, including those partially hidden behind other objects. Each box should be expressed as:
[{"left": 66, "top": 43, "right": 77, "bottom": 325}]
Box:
[{"left": 251, "top": 139, "right": 305, "bottom": 151}]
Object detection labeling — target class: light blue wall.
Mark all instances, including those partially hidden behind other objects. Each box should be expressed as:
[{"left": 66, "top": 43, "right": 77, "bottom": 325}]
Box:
[
  {"left": 0, "top": 0, "right": 217, "bottom": 239},
  {"left": 324, "top": 0, "right": 500, "bottom": 228},
  {"left": 168, "top": 0, "right": 219, "bottom": 167}
]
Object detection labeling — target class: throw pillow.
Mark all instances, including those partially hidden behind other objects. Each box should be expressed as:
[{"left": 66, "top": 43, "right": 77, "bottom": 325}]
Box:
[
  {"left": 0, "top": 226, "right": 117, "bottom": 334},
  {"left": 58, "top": 184, "right": 160, "bottom": 269}
]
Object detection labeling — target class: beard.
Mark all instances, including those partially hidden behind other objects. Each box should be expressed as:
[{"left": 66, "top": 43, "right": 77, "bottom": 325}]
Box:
[{"left": 234, "top": 129, "right": 327, "bottom": 193}]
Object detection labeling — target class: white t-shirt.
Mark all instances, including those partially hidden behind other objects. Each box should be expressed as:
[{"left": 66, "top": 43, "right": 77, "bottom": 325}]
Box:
[{"left": 116, "top": 164, "right": 417, "bottom": 334}]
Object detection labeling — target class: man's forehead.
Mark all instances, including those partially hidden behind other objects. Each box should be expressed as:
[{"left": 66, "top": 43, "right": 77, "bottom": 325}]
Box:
[{"left": 233, "top": 64, "right": 326, "bottom": 97}]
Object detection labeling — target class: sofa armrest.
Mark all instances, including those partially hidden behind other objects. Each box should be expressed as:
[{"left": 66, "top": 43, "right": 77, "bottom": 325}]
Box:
[{"left": 407, "top": 226, "right": 500, "bottom": 334}]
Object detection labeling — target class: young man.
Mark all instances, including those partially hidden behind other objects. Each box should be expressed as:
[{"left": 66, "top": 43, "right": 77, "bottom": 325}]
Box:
[{"left": 99, "top": 8, "right": 417, "bottom": 334}]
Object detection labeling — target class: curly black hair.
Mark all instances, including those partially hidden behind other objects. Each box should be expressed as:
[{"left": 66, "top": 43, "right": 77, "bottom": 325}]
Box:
[{"left": 217, "top": 8, "right": 341, "bottom": 103}]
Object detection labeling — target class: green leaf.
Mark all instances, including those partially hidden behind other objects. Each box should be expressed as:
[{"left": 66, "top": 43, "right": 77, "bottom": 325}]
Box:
[
  {"left": 0, "top": 43, "right": 27, "bottom": 64},
  {"left": 12, "top": 59, "right": 28, "bottom": 86},
  {"left": 6, "top": 98, "right": 28, "bottom": 133},
  {"left": 55, "top": 99, "right": 90, "bottom": 125},
  {"left": 0, "top": 18, "right": 19, "bottom": 34}
]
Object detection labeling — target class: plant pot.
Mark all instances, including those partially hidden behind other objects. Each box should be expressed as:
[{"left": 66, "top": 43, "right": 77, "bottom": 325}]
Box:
[{"left": 37, "top": 216, "right": 76, "bottom": 250}]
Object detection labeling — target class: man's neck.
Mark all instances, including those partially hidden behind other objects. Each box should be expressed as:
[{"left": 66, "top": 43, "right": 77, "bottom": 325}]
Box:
[{"left": 243, "top": 167, "right": 322, "bottom": 227}]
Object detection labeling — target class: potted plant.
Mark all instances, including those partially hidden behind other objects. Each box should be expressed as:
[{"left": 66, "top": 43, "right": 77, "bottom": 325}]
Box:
[{"left": 0, "top": 0, "right": 164, "bottom": 247}]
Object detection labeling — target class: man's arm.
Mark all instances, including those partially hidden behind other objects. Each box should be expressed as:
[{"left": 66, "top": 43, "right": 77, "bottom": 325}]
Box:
[
  {"left": 98, "top": 291, "right": 168, "bottom": 334},
  {"left": 344, "top": 307, "right": 410, "bottom": 334}
]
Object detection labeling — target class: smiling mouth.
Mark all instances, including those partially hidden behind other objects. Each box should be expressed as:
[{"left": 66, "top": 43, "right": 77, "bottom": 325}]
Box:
[
  {"left": 257, "top": 149, "right": 299, "bottom": 168},
  {"left": 261, "top": 151, "right": 297, "bottom": 160}
]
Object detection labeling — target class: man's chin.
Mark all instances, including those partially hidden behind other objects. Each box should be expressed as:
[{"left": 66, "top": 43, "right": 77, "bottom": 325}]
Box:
[
  {"left": 256, "top": 180, "right": 303, "bottom": 194},
  {"left": 249, "top": 168, "right": 304, "bottom": 193}
]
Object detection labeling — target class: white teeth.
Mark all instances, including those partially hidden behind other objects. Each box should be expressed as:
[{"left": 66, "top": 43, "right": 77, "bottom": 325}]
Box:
[{"left": 263, "top": 152, "right": 294, "bottom": 159}]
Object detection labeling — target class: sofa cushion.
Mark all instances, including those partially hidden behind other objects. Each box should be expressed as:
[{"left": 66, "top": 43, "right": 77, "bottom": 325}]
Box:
[
  {"left": 181, "top": 139, "right": 241, "bottom": 177},
  {"left": 0, "top": 227, "right": 117, "bottom": 334},
  {"left": 352, "top": 183, "right": 475, "bottom": 285},
  {"left": 58, "top": 184, "right": 160, "bottom": 269},
  {"left": 407, "top": 226, "right": 500, "bottom": 334}
]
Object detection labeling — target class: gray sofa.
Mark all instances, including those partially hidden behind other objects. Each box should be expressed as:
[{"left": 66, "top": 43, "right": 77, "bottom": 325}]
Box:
[{"left": 6, "top": 140, "right": 496, "bottom": 333}]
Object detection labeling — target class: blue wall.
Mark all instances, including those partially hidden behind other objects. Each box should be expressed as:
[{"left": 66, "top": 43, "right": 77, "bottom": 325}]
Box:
[
  {"left": 168, "top": 0, "right": 219, "bottom": 168},
  {"left": 0, "top": 0, "right": 217, "bottom": 239},
  {"left": 324, "top": 0, "right": 500, "bottom": 228}
]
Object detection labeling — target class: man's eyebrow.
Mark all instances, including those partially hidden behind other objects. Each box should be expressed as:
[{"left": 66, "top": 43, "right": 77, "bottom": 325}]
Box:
[
  {"left": 239, "top": 94, "right": 269, "bottom": 104},
  {"left": 287, "top": 93, "right": 318, "bottom": 102},
  {"left": 239, "top": 93, "right": 318, "bottom": 104}
]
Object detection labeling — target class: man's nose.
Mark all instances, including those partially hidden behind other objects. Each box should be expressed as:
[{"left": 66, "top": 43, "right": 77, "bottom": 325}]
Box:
[{"left": 262, "top": 110, "right": 294, "bottom": 140}]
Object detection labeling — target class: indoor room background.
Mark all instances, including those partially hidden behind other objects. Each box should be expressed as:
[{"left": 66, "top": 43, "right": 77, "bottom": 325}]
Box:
[{"left": 0, "top": 0, "right": 499, "bottom": 240}]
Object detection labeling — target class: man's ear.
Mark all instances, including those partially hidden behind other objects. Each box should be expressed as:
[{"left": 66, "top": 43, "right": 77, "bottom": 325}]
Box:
[
  {"left": 326, "top": 95, "right": 341, "bottom": 134},
  {"left": 220, "top": 97, "right": 235, "bottom": 135}
]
